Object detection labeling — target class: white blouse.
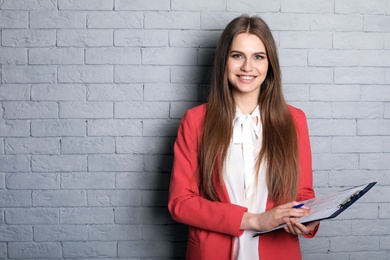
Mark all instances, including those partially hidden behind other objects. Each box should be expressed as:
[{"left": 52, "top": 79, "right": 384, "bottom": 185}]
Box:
[{"left": 223, "top": 106, "right": 268, "bottom": 260}]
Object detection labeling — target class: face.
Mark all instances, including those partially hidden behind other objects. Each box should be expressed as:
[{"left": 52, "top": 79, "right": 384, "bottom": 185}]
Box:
[{"left": 226, "top": 33, "right": 269, "bottom": 101}]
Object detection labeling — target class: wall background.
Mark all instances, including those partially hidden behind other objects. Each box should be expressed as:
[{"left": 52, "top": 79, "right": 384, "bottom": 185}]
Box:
[{"left": 0, "top": 0, "right": 389, "bottom": 259}]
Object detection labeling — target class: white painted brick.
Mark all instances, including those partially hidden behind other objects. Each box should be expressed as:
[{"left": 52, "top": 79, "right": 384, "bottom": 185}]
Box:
[
  {"left": 0, "top": 84, "right": 30, "bottom": 100},
  {"left": 142, "top": 190, "right": 168, "bottom": 207},
  {"left": 59, "top": 101, "right": 113, "bottom": 119},
  {"left": 308, "top": 119, "right": 356, "bottom": 136},
  {"left": 88, "top": 224, "right": 142, "bottom": 241},
  {"left": 352, "top": 219, "right": 390, "bottom": 236},
  {"left": 5, "top": 137, "right": 59, "bottom": 154},
  {"left": 87, "top": 11, "right": 143, "bottom": 29},
  {"left": 201, "top": 12, "right": 242, "bottom": 30},
  {"left": 57, "top": 29, "right": 113, "bottom": 47},
  {"left": 278, "top": 49, "right": 307, "bottom": 67},
  {"left": 335, "top": 0, "right": 387, "bottom": 14},
  {"left": 58, "top": 65, "right": 113, "bottom": 83},
  {"left": 335, "top": 67, "right": 386, "bottom": 84},
  {"left": 116, "top": 137, "right": 171, "bottom": 154},
  {"left": 0, "top": 11, "right": 28, "bottom": 28},
  {"left": 310, "top": 14, "right": 363, "bottom": 31},
  {"left": 172, "top": 0, "right": 225, "bottom": 11},
  {"left": 86, "top": 47, "right": 141, "bottom": 64},
  {"left": 0, "top": 225, "right": 32, "bottom": 241},
  {"left": 330, "top": 236, "right": 379, "bottom": 252},
  {"left": 87, "top": 84, "right": 143, "bottom": 101},
  {"left": 8, "top": 242, "right": 62, "bottom": 258},
  {"left": 60, "top": 208, "right": 114, "bottom": 224},
  {"left": 283, "top": 85, "right": 310, "bottom": 102},
  {"left": 143, "top": 119, "right": 180, "bottom": 137},
  {"left": 63, "top": 241, "right": 117, "bottom": 258},
  {"left": 144, "top": 154, "right": 173, "bottom": 172},
  {"left": 31, "top": 84, "right": 86, "bottom": 101},
  {"left": 332, "top": 136, "right": 383, "bottom": 153},
  {"left": 114, "top": 207, "right": 172, "bottom": 224},
  {"left": 5, "top": 208, "right": 58, "bottom": 224},
  {"left": 115, "top": 65, "right": 170, "bottom": 83},
  {"left": 33, "top": 190, "right": 86, "bottom": 207},
  {"left": 360, "top": 153, "right": 390, "bottom": 170},
  {"left": 0, "top": 120, "right": 30, "bottom": 137},
  {"left": 328, "top": 169, "right": 388, "bottom": 186},
  {"left": 311, "top": 136, "right": 332, "bottom": 153},
  {"left": 115, "top": 30, "right": 168, "bottom": 47},
  {"left": 281, "top": 0, "right": 333, "bottom": 13},
  {"left": 333, "top": 32, "right": 384, "bottom": 49},
  {"left": 2, "top": 29, "right": 56, "bottom": 47},
  {"left": 87, "top": 190, "right": 142, "bottom": 206},
  {"left": 145, "top": 12, "right": 200, "bottom": 29},
  {"left": 31, "top": 119, "right": 86, "bottom": 137},
  {"left": 385, "top": 104, "right": 390, "bottom": 119},
  {"left": 87, "top": 119, "right": 142, "bottom": 136},
  {"left": 0, "top": 155, "right": 30, "bottom": 172},
  {"left": 308, "top": 49, "right": 358, "bottom": 67},
  {"left": 379, "top": 204, "right": 390, "bottom": 218},
  {"left": 289, "top": 101, "right": 332, "bottom": 119},
  {"left": 61, "top": 172, "right": 115, "bottom": 189},
  {"left": 30, "top": 11, "right": 86, "bottom": 28},
  {"left": 0, "top": 48, "right": 25, "bottom": 64},
  {"left": 88, "top": 155, "right": 143, "bottom": 172},
  {"left": 358, "top": 120, "right": 390, "bottom": 135},
  {"left": 6, "top": 172, "right": 59, "bottom": 189},
  {"left": 171, "top": 66, "right": 213, "bottom": 84},
  {"left": 143, "top": 47, "right": 197, "bottom": 65},
  {"left": 280, "top": 32, "right": 332, "bottom": 48},
  {"left": 312, "top": 153, "right": 358, "bottom": 170},
  {"left": 332, "top": 102, "right": 384, "bottom": 119},
  {"left": 61, "top": 137, "right": 115, "bottom": 154},
  {"left": 29, "top": 47, "right": 84, "bottom": 65},
  {"left": 32, "top": 155, "right": 87, "bottom": 172},
  {"left": 2, "top": 66, "right": 56, "bottom": 83},
  {"left": 115, "top": 101, "right": 169, "bottom": 119},
  {"left": 115, "top": 0, "right": 170, "bottom": 10},
  {"left": 34, "top": 225, "right": 87, "bottom": 242},
  {"left": 143, "top": 223, "right": 187, "bottom": 241},
  {"left": 358, "top": 50, "right": 390, "bottom": 66},
  {"left": 310, "top": 85, "right": 361, "bottom": 102},
  {"left": 170, "top": 30, "right": 220, "bottom": 47},
  {"left": 350, "top": 251, "right": 390, "bottom": 260},
  {"left": 282, "top": 67, "right": 333, "bottom": 84},
  {"left": 198, "top": 48, "right": 216, "bottom": 66},
  {"left": 261, "top": 14, "right": 311, "bottom": 31},
  {"left": 3, "top": 101, "right": 58, "bottom": 119},
  {"left": 144, "top": 83, "right": 199, "bottom": 101},
  {"left": 227, "top": 0, "right": 280, "bottom": 12},
  {"left": 118, "top": 241, "right": 177, "bottom": 258},
  {"left": 59, "top": 0, "right": 113, "bottom": 10},
  {"left": 300, "top": 237, "right": 330, "bottom": 253},
  {"left": 116, "top": 172, "right": 170, "bottom": 190},
  {"left": 0, "top": 0, "right": 56, "bottom": 10}
]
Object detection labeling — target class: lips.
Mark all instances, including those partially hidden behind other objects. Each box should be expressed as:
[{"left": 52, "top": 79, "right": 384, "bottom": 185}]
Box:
[{"left": 238, "top": 75, "right": 257, "bottom": 80}]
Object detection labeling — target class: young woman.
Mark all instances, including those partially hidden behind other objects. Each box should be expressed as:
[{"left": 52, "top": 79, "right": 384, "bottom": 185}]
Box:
[{"left": 168, "top": 15, "right": 319, "bottom": 260}]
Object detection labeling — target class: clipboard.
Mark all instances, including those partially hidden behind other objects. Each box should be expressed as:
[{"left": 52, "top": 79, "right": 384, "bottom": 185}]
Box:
[{"left": 254, "top": 182, "right": 377, "bottom": 236}]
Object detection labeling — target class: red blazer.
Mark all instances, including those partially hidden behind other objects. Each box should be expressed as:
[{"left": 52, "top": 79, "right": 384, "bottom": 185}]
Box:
[{"left": 168, "top": 104, "right": 318, "bottom": 260}]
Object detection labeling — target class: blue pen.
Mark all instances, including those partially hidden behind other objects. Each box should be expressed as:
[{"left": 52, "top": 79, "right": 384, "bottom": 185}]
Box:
[{"left": 292, "top": 203, "right": 305, "bottom": 209}]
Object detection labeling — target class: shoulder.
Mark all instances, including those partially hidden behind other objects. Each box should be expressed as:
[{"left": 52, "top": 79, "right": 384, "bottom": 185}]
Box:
[
  {"left": 178, "top": 103, "right": 207, "bottom": 133},
  {"left": 287, "top": 104, "right": 307, "bottom": 122}
]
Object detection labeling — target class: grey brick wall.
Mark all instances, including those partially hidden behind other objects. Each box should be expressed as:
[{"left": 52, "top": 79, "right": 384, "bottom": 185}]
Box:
[{"left": 0, "top": 0, "right": 389, "bottom": 259}]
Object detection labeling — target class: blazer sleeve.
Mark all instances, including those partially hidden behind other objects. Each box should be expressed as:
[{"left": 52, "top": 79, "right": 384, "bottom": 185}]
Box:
[
  {"left": 291, "top": 107, "right": 319, "bottom": 238},
  {"left": 168, "top": 107, "right": 247, "bottom": 237}
]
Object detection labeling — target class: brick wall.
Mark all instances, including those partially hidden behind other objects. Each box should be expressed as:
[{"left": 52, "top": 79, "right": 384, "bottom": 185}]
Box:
[{"left": 0, "top": 0, "right": 389, "bottom": 259}]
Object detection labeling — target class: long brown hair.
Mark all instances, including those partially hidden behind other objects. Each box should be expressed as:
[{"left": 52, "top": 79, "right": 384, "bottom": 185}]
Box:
[{"left": 198, "top": 15, "right": 299, "bottom": 205}]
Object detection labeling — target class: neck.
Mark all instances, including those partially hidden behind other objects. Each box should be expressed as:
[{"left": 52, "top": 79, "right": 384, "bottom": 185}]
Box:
[{"left": 234, "top": 94, "right": 259, "bottom": 114}]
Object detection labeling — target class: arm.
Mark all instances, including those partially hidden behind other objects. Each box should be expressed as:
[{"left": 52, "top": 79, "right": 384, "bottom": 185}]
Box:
[{"left": 168, "top": 107, "right": 247, "bottom": 237}]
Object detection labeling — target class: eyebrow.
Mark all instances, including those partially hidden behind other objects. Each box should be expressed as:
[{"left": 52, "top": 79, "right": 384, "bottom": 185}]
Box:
[{"left": 230, "top": 50, "right": 267, "bottom": 55}]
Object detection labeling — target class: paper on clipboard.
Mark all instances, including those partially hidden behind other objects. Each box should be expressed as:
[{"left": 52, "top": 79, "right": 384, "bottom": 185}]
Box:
[{"left": 253, "top": 182, "right": 377, "bottom": 236}]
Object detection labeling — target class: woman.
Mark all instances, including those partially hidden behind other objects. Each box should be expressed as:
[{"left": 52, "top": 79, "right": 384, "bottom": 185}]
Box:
[{"left": 168, "top": 15, "right": 319, "bottom": 260}]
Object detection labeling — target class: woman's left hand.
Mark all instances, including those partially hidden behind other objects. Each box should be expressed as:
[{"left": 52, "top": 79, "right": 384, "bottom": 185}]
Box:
[{"left": 284, "top": 219, "right": 320, "bottom": 236}]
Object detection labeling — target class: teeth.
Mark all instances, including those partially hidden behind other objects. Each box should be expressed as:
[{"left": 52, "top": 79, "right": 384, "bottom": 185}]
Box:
[{"left": 240, "top": 76, "right": 253, "bottom": 80}]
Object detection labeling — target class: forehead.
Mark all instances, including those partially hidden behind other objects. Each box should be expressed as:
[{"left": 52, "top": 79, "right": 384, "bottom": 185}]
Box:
[{"left": 230, "top": 33, "right": 266, "bottom": 52}]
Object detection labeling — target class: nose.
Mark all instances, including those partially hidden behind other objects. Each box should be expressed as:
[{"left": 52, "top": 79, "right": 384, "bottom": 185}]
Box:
[{"left": 240, "top": 58, "right": 252, "bottom": 72}]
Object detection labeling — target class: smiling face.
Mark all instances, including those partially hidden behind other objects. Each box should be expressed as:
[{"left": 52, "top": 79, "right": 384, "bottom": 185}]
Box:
[{"left": 226, "top": 33, "right": 269, "bottom": 105}]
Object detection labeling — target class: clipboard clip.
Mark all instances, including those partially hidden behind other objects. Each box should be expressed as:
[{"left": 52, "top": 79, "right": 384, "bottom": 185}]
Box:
[{"left": 338, "top": 190, "right": 361, "bottom": 208}]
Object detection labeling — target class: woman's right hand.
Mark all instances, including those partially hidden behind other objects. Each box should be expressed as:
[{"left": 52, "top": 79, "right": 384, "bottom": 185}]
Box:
[{"left": 240, "top": 201, "right": 311, "bottom": 232}]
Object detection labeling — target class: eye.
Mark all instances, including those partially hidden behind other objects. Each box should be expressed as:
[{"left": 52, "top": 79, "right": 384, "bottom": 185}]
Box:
[
  {"left": 254, "top": 55, "right": 265, "bottom": 60},
  {"left": 231, "top": 53, "right": 243, "bottom": 59}
]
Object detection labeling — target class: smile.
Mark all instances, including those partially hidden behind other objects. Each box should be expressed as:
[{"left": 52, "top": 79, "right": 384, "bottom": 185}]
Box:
[{"left": 238, "top": 75, "right": 256, "bottom": 80}]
